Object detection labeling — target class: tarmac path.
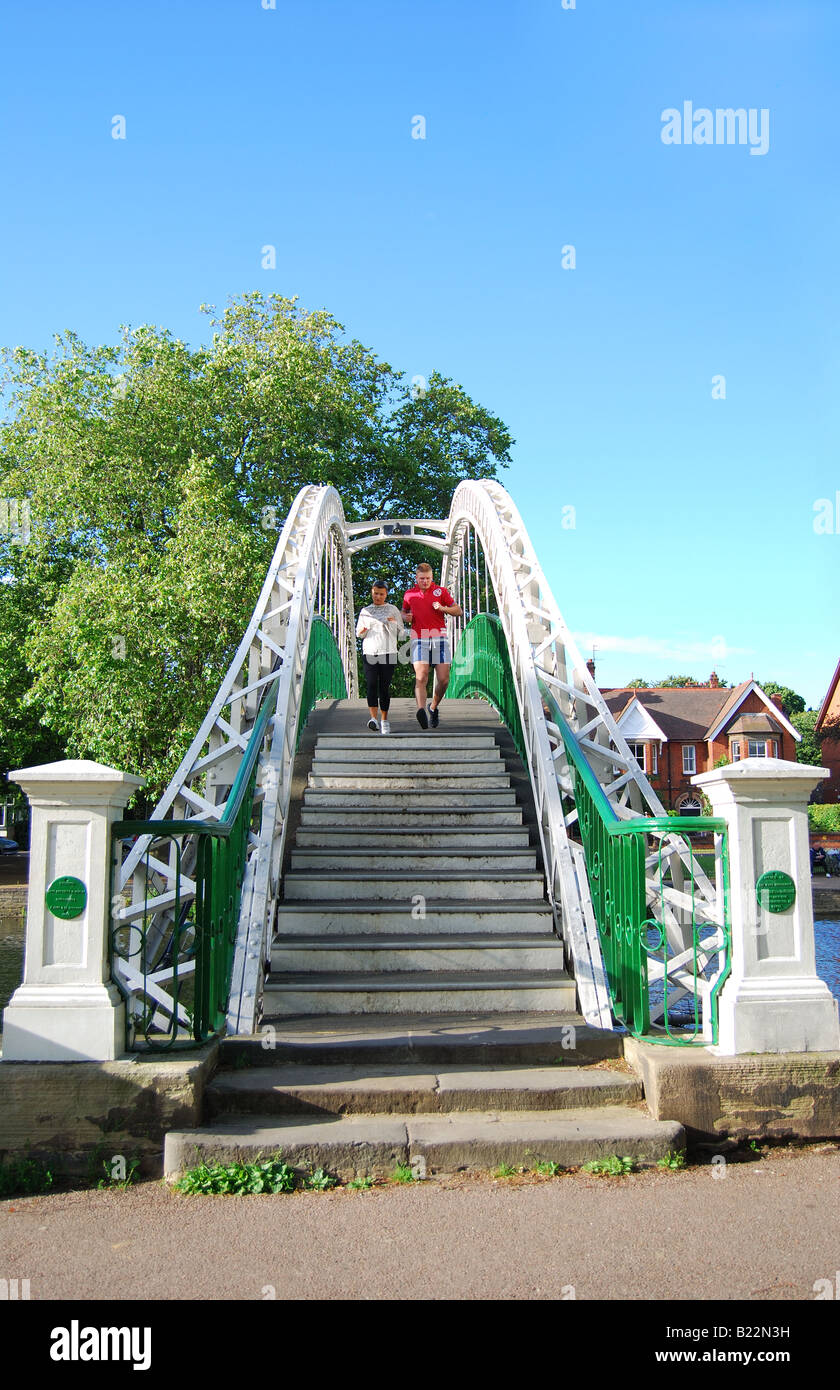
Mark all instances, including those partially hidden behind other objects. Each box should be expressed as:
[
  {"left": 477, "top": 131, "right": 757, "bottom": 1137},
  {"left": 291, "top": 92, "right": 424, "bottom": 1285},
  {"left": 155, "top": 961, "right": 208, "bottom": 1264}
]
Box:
[{"left": 1, "top": 1144, "right": 839, "bottom": 1303}]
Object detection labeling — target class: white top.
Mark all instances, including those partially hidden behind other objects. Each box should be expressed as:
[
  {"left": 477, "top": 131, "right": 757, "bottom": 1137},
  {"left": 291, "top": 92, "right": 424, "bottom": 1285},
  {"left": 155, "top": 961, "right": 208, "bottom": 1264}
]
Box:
[{"left": 356, "top": 604, "right": 404, "bottom": 657}]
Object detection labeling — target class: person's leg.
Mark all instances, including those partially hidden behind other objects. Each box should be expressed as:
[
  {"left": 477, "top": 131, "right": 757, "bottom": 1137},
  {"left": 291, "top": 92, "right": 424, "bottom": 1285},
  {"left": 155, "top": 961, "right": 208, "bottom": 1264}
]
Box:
[
  {"left": 431, "top": 661, "right": 451, "bottom": 708},
  {"left": 378, "top": 659, "right": 395, "bottom": 713},
  {"left": 379, "top": 659, "right": 395, "bottom": 732},
  {"left": 413, "top": 661, "right": 430, "bottom": 710},
  {"left": 430, "top": 637, "right": 453, "bottom": 711},
  {"left": 363, "top": 658, "right": 380, "bottom": 725}
]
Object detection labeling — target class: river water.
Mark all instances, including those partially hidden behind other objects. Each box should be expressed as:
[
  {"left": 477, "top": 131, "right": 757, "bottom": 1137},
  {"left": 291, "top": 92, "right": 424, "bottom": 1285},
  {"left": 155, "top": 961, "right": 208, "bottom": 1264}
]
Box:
[{"left": 1, "top": 911, "right": 840, "bottom": 1038}]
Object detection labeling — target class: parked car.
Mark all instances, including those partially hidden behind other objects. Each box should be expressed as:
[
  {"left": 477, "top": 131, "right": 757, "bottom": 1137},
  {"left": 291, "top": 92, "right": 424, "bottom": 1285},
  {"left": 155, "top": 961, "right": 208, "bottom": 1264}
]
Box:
[{"left": 0, "top": 835, "right": 18, "bottom": 853}]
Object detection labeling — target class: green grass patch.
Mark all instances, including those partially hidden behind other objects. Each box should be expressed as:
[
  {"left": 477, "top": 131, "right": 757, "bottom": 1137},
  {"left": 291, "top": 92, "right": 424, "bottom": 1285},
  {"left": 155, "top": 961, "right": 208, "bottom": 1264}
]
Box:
[
  {"left": 532, "top": 1160, "right": 563, "bottom": 1176},
  {"left": 581, "top": 1155, "right": 635, "bottom": 1176},
  {"left": 346, "top": 1175, "right": 375, "bottom": 1191},
  {"left": 173, "top": 1154, "right": 297, "bottom": 1195},
  {"left": 391, "top": 1162, "right": 415, "bottom": 1184}
]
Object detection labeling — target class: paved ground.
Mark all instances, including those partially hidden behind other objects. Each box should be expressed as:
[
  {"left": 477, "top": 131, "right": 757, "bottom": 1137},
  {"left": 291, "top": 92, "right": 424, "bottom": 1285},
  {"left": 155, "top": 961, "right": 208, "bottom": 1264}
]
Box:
[{"left": 2, "top": 1143, "right": 839, "bottom": 1302}]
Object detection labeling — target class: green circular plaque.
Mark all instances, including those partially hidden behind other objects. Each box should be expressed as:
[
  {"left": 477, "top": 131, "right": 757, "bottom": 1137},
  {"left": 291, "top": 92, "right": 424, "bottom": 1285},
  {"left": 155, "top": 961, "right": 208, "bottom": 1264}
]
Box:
[
  {"left": 45, "top": 875, "right": 88, "bottom": 920},
  {"left": 755, "top": 870, "right": 796, "bottom": 914}
]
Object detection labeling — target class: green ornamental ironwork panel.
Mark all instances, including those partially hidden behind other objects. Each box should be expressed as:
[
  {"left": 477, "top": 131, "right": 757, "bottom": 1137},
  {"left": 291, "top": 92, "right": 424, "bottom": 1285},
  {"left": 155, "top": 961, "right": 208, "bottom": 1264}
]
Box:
[{"left": 448, "top": 613, "right": 526, "bottom": 763}]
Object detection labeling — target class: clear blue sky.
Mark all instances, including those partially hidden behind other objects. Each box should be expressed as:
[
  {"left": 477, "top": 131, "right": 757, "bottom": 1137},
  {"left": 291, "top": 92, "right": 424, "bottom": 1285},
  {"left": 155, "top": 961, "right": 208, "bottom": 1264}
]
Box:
[{"left": 1, "top": 0, "right": 837, "bottom": 707}]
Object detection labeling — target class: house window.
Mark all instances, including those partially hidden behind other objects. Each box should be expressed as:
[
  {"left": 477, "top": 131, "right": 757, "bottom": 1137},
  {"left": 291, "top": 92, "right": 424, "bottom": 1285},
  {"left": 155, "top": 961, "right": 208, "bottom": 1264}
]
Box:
[
  {"left": 627, "top": 741, "right": 644, "bottom": 767},
  {"left": 677, "top": 795, "right": 703, "bottom": 816},
  {"left": 627, "top": 742, "right": 658, "bottom": 776},
  {"left": 682, "top": 745, "right": 696, "bottom": 775},
  {"left": 649, "top": 744, "right": 658, "bottom": 774},
  {"left": 747, "top": 739, "right": 778, "bottom": 758},
  {"left": 731, "top": 741, "right": 741, "bottom": 762}
]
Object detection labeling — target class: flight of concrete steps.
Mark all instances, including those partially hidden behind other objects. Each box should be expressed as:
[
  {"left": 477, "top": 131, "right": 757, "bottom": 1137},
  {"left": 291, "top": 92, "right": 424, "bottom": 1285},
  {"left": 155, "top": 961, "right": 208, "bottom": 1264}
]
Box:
[
  {"left": 266, "top": 699, "right": 573, "bottom": 1015},
  {"left": 164, "top": 700, "right": 684, "bottom": 1179}
]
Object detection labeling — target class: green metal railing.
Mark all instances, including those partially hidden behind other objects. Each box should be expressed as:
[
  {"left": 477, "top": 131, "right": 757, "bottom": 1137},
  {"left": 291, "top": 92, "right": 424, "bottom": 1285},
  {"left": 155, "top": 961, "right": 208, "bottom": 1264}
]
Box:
[
  {"left": 449, "top": 615, "right": 731, "bottom": 1043},
  {"left": 542, "top": 683, "right": 731, "bottom": 1044},
  {"left": 111, "top": 617, "right": 347, "bottom": 1049},
  {"left": 448, "top": 613, "right": 526, "bottom": 762}
]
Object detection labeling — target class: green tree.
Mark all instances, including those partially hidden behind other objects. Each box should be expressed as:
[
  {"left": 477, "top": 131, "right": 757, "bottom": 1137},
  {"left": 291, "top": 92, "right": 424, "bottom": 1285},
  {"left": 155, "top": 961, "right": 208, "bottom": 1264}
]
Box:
[
  {"left": 760, "top": 681, "right": 806, "bottom": 718},
  {"left": 791, "top": 710, "right": 824, "bottom": 767},
  {"left": 0, "top": 294, "right": 512, "bottom": 797}
]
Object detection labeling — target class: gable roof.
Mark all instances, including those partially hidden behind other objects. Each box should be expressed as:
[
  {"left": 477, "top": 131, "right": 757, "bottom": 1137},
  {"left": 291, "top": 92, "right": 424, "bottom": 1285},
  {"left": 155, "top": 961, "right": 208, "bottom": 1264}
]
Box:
[
  {"left": 601, "top": 680, "right": 799, "bottom": 744},
  {"left": 816, "top": 658, "right": 840, "bottom": 733}
]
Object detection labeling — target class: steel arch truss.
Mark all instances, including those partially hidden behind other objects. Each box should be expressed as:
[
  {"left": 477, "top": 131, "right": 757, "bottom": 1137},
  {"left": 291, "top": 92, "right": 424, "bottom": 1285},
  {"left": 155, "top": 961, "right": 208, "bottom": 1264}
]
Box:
[
  {"left": 112, "top": 485, "right": 356, "bottom": 1044},
  {"left": 441, "top": 480, "right": 727, "bottom": 1039}
]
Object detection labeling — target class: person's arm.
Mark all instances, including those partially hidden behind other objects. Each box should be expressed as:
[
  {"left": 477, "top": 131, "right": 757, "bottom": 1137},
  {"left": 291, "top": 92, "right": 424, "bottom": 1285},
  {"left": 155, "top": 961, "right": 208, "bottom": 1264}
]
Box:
[
  {"left": 432, "top": 591, "right": 462, "bottom": 617},
  {"left": 356, "top": 609, "right": 370, "bottom": 637}
]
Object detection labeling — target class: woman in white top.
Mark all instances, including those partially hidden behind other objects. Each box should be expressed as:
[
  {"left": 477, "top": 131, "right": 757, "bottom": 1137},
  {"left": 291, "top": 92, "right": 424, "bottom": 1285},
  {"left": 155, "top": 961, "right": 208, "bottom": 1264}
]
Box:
[{"left": 355, "top": 581, "right": 403, "bottom": 733}]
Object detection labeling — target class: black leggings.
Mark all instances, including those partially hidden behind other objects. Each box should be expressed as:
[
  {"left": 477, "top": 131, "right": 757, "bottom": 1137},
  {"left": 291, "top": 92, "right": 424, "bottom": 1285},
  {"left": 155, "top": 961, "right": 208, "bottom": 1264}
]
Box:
[{"left": 363, "top": 655, "right": 397, "bottom": 711}]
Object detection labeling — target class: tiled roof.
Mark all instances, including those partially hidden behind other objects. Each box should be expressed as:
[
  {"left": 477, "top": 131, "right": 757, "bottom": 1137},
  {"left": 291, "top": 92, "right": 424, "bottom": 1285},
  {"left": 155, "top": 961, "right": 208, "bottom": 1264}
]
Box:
[{"left": 601, "top": 681, "right": 753, "bottom": 741}]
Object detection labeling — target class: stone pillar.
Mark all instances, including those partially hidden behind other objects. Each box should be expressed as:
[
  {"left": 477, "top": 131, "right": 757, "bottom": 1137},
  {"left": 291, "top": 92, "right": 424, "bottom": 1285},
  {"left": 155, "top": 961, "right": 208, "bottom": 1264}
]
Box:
[
  {"left": 1, "top": 760, "right": 144, "bottom": 1062},
  {"left": 692, "top": 759, "right": 839, "bottom": 1055}
]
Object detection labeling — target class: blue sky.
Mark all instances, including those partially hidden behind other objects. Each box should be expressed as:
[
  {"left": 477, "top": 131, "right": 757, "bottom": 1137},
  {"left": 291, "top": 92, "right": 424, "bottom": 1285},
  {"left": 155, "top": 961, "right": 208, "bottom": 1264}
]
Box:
[{"left": 1, "top": 0, "right": 837, "bottom": 706}]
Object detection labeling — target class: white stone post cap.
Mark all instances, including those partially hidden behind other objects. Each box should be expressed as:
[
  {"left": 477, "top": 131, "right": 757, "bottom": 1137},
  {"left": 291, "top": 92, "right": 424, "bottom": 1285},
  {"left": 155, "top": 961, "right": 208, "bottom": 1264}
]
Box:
[
  {"left": 692, "top": 759, "right": 827, "bottom": 791},
  {"left": 10, "top": 760, "right": 145, "bottom": 794}
]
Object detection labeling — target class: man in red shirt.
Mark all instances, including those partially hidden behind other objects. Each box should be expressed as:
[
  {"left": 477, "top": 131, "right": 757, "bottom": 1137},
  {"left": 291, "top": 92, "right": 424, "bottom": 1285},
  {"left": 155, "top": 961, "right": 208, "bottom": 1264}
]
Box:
[{"left": 402, "top": 562, "right": 463, "bottom": 729}]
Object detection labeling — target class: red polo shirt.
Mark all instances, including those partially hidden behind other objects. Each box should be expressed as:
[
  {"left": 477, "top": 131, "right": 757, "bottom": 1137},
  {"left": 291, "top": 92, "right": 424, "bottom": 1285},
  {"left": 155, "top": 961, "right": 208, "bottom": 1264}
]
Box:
[{"left": 402, "top": 584, "right": 454, "bottom": 637}]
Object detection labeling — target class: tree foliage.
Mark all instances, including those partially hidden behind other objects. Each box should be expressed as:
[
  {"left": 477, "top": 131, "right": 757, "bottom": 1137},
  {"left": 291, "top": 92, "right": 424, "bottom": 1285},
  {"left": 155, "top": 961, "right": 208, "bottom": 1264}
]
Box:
[
  {"left": 791, "top": 710, "right": 824, "bottom": 767},
  {"left": 0, "top": 294, "right": 512, "bottom": 797},
  {"left": 759, "top": 681, "right": 806, "bottom": 718}
]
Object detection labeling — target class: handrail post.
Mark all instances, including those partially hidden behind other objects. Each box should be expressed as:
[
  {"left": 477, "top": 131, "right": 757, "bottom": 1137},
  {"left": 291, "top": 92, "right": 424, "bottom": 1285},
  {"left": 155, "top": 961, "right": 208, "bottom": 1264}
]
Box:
[
  {"left": 2, "top": 759, "right": 144, "bottom": 1061},
  {"left": 692, "top": 759, "right": 839, "bottom": 1055}
]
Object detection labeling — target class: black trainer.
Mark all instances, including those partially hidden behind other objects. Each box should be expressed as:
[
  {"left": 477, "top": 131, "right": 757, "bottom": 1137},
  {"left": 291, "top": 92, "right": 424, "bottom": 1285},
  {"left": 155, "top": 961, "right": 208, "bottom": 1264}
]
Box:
[
  {"left": 416, "top": 708, "right": 429, "bottom": 730},
  {"left": 429, "top": 706, "right": 440, "bottom": 728}
]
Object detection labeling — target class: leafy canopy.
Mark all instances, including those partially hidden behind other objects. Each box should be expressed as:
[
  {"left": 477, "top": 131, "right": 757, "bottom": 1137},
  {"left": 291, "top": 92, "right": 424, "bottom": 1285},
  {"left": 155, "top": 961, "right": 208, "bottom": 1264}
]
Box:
[{"left": 0, "top": 294, "right": 512, "bottom": 798}]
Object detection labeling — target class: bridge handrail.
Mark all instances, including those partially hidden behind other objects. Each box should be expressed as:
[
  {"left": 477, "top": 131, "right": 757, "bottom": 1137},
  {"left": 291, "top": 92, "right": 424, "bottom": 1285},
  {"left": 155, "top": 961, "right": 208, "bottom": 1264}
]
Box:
[
  {"left": 111, "top": 484, "right": 354, "bottom": 1047},
  {"left": 541, "top": 681, "right": 732, "bottom": 1042}
]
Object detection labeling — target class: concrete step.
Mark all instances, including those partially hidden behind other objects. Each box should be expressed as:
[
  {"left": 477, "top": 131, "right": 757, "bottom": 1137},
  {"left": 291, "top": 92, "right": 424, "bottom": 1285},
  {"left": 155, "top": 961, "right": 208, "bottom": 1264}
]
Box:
[
  {"left": 289, "top": 848, "right": 537, "bottom": 872},
  {"left": 274, "top": 903, "right": 556, "bottom": 935},
  {"left": 270, "top": 935, "right": 565, "bottom": 974},
  {"left": 282, "top": 872, "right": 546, "bottom": 902},
  {"left": 223, "top": 1012, "right": 622, "bottom": 1066},
  {"left": 203, "top": 1063, "right": 643, "bottom": 1119},
  {"left": 302, "top": 789, "right": 518, "bottom": 809},
  {"left": 312, "top": 747, "right": 503, "bottom": 765},
  {"left": 299, "top": 806, "right": 524, "bottom": 827},
  {"left": 308, "top": 773, "right": 512, "bottom": 790},
  {"left": 263, "top": 970, "right": 576, "bottom": 1015},
  {"left": 314, "top": 736, "right": 499, "bottom": 752},
  {"left": 293, "top": 828, "right": 532, "bottom": 849},
  {"left": 165, "top": 1107, "right": 684, "bottom": 1181}
]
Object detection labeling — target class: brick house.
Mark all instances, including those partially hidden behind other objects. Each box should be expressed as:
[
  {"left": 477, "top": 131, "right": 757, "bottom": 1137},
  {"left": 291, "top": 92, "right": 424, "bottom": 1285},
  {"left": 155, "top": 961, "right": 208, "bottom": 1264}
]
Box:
[
  {"left": 598, "top": 673, "right": 800, "bottom": 813},
  {"left": 815, "top": 658, "right": 840, "bottom": 803}
]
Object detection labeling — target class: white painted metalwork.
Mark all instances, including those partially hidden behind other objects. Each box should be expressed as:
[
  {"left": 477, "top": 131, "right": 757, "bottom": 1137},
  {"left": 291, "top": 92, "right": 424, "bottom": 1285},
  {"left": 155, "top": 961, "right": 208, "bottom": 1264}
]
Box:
[
  {"left": 441, "top": 480, "right": 727, "bottom": 1038},
  {"left": 112, "top": 486, "right": 356, "bottom": 1041}
]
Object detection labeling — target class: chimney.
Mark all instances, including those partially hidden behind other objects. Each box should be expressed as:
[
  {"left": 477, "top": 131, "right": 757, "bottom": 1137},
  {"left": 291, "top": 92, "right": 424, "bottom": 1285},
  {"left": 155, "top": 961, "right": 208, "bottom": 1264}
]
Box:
[
  {"left": 709, "top": 671, "right": 719, "bottom": 688},
  {"left": 586, "top": 658, "right": 596, "bottom": 681},
  {"left": 770, "top": 693, "right": 783, "bottom": 710}
]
